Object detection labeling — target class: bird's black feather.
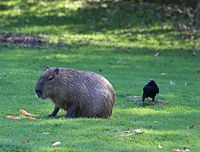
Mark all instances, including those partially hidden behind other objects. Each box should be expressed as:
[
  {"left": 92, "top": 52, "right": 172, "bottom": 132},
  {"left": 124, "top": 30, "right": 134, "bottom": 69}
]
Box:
[{"left": 141, "top": 80, "right": 159, "bottom": 107}]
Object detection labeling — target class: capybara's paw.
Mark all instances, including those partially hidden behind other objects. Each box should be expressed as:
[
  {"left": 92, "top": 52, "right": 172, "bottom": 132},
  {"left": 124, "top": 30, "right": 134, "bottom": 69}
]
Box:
[{"left": 47, "top": 114, "right": 56, "bottom": 117}]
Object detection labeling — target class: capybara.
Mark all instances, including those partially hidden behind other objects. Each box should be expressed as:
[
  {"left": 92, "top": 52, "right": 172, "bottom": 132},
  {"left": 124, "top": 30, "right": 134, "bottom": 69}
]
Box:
[
  {"left": 141, "top": 80, "right": 159, "bottom": 107},
  {"left": 35, "top": 67, "right": 116, "bottom": 118}
]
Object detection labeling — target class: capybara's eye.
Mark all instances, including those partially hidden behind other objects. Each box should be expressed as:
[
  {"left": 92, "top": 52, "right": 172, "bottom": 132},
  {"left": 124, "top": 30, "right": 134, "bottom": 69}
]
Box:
[{"left": 48, "top": 76, "right": 53, "bottom": 81}]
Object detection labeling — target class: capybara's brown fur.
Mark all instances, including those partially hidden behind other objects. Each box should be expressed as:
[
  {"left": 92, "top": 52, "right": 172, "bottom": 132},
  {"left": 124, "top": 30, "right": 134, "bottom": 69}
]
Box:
[{"left": 35, "top": 67, "right": 116, "bottom": 118}]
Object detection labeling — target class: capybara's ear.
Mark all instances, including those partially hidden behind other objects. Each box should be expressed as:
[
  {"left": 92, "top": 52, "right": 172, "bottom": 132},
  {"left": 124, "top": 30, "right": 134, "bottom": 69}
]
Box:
[
  {"left": 44, "top": 66, "right": 49, "bottom": 71},
  {"left": 54, "top": 68, "right": 59, "bottom": 75}
]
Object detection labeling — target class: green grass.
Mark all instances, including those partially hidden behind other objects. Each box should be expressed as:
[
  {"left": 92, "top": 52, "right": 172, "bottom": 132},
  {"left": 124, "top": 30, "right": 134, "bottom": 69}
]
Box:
[{"left": 0, "top": 0, "right": 200, "bottom": 152}]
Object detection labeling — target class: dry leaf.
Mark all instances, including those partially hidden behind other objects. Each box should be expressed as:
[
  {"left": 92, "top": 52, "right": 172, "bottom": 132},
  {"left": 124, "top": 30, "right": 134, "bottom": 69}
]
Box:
[
  {"left": 19, "top": 109, "right": 38, "bottom": 120},
  {"left": 123, "top": 130, "right": 131, "bottom": 134},
  {"left": 154, "top": 52, "right": 160, "bottom": 57},
  {"left": 29, "top": 117, "right": 37, "bottom": 120},
  {"left": 134, "top": 129, "right": 143, "bottom": 134},
  {"left": 42, "top": 132, "right": 50, "bottom": 135},
  {"left": 19, "top": 109, "right": 33, "bottom": 117},
  {"left": 169, "top": 80, "right": 175, "bottom": 85},
  {"left": 52, "top": 141, "right": 61, "bottom": 147},
  {"left": 160, "top": 73, "right": 166, "bottom": 76},
  {"left": 116, "top": 60, "right": 125, "bottom": 64},
  {"left": 7, "top": 115, "right": 21, "bottom": 120}
]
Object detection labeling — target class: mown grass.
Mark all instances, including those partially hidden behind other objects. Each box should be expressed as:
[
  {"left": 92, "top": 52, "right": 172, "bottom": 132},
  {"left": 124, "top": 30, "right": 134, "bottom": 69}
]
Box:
[{"left": 0, "top": 0, "right": 200, "bottom": 152}]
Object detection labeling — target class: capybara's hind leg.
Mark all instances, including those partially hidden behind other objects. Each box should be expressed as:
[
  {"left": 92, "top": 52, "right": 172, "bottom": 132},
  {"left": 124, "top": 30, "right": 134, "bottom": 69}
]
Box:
[
  {"left": 48, "top": 106, "right": 59, "bottom": 117},
  {"left": 66, "top": 104, "right": 79, "bottom": 118}
]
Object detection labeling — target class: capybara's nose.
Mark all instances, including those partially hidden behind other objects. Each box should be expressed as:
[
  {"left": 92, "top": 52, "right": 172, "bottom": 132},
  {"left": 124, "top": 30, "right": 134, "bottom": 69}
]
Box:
[{"left": 35, "top": 89, "right": 43, "bottom": 98}]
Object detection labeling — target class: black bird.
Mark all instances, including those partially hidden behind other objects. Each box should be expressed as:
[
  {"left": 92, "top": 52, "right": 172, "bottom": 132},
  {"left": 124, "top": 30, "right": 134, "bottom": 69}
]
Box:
[{"left": 141, "top": 80, "right": 159, "bottom": 107}]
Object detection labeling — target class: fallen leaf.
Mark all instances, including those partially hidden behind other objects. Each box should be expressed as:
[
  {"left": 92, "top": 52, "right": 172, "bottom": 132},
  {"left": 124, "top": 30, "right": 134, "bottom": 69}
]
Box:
[
  {"left": 116, "top": 60, "right": 125, "bottom": 64},
  {"left": 52, "top": 141, "right": 61, "bottom": 147},
  {"left": 154, "top": 52, "right": 160, "bottom": 57},
  {"left": 123, "top": 130, "right": 131, "bottom": 134},
  {"left": 19, "top": 109, "right": 33, "bottom": 117},
  {"left": 134, "top": 129, "right": 143, "bottom": 134},
  {"left": 169, "top": 80, "right": 175, "bottom": 85},
  {"left": 7, "top": 115, "right": 21, "bottom": 120},
  {"left": 19, "top": 109, "right": 38, "bottom": 120},
  {"left": 101, "top": 18, "right": 108, "bottom": 22},
  {"left": 42, "top": 132, "right": 50, "bottom": 135},
  {"left": 160, "top": 73, "right": 166, "bottom": 76},
  {"left": 192, "top": 51, "right": 196, "bottom": 56},
  {"left": 101, "top": 3, "right": 107, "bottom": 8},
  {"left": 29, "top": 117, "right": 37, "bottom": 120}
]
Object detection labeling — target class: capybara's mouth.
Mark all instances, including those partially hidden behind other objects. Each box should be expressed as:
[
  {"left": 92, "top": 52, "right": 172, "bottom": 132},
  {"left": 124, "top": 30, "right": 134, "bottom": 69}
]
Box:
[
  {"left": 35, "top": 89, "right": 46, "bottom": 99},
  {"left": 35, "top": 93, "right": 47, "bottom": 100},
  {"left": 41, "top": 95, "right": 47, "bottom": 99}
]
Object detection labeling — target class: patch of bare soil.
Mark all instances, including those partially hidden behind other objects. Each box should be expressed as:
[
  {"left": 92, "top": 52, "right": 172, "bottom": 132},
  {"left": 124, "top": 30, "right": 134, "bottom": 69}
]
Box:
[
  {"left": 0, "top": 33, "right": 48, "bottom": 47},
  {"left": 127, "top": 96, "right": 168, "bottom": 105}
]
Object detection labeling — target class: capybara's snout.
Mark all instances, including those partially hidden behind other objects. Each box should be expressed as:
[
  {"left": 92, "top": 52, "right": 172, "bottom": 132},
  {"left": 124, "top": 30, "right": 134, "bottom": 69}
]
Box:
[{"left": 35, "top": 89, "right": 43, "bottom": 98}]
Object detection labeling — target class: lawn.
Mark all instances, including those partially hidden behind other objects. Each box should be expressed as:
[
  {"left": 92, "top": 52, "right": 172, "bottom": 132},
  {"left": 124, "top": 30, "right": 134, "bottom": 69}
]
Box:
[{"left": 0, "top": 0, "right": 200, "bottom": 152}]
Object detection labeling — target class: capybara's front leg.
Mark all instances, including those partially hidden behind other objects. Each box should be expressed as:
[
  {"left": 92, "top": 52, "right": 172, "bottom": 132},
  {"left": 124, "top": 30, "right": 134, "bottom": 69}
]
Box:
[
  {"left": 66, "top": 104, "right": 79, "bottom": 118},
  {"left": 48, "top": 106, "right": 59, "bottom": 117}
]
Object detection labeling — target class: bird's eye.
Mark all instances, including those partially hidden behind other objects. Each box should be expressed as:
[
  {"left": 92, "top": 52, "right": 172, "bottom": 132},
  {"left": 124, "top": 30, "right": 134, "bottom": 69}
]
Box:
[{"left": 48, "top": 76, "right": 53, "bottom": 81}]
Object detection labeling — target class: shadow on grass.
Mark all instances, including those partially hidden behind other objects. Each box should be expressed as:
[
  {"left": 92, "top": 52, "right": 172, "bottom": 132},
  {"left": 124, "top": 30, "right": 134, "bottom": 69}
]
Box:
[{"left": 1, "top": 1, "right": 178, "bottom": 34}]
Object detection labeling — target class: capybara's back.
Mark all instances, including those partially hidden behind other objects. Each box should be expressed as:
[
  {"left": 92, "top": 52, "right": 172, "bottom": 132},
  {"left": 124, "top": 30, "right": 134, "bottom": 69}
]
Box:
[{"left": 35, "top": 67, "right": 116, "bottom": 118}]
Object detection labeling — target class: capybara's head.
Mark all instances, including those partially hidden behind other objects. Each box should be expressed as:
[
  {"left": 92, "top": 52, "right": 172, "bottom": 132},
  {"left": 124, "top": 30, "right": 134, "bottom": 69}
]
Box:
[{"left": 35, "top": 67, "right": 59, "bottom": 99}]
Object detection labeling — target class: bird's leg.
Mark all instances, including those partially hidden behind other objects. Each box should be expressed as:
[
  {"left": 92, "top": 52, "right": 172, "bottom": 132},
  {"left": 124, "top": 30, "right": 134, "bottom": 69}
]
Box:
[
  {"left": 152, "top": 96, "right": 155, "bottom": 102},
  {"left": 140, "top": 93, "right": 145, "bottom": 107}
]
